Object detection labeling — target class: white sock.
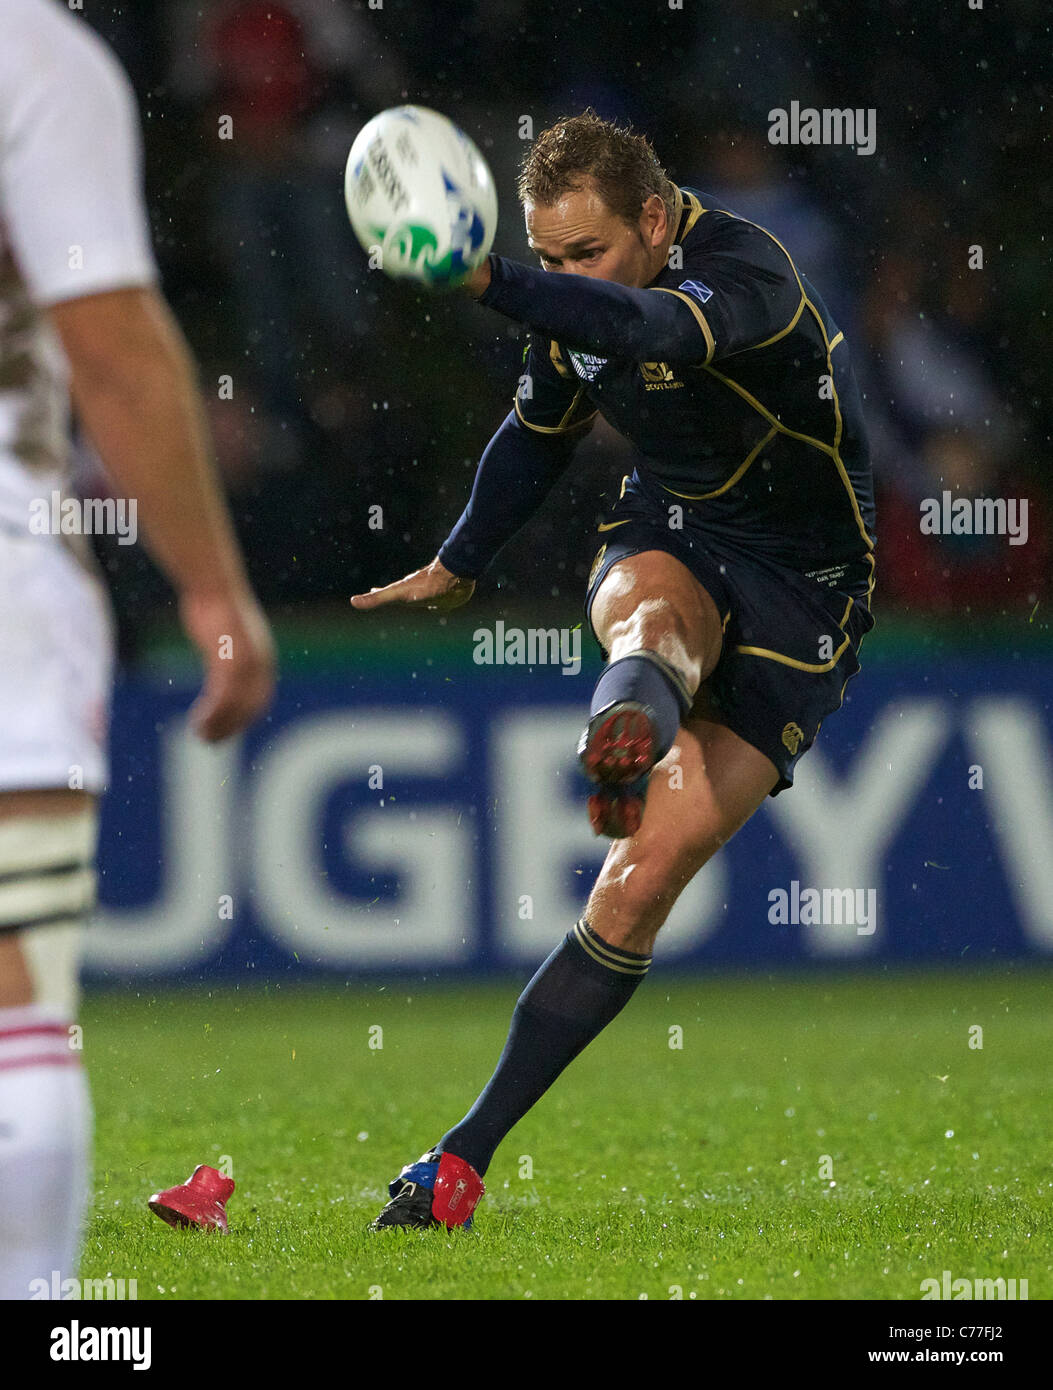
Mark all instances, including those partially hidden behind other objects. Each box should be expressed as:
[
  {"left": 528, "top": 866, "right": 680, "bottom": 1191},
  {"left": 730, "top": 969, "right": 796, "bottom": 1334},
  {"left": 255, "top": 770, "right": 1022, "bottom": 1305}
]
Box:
[{"left": 0, "top": 1004, "right": 91, "bottom": 1300}]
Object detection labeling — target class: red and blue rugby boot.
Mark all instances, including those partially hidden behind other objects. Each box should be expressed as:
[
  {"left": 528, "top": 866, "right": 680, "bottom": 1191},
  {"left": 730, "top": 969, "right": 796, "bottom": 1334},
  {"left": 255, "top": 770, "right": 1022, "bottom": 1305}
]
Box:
[
  {"left": 370, "top": 1150, "right": 485, "bottom": 1231},
  {"left": 578, "top": 700, "right": 658, "bottom": 838}
]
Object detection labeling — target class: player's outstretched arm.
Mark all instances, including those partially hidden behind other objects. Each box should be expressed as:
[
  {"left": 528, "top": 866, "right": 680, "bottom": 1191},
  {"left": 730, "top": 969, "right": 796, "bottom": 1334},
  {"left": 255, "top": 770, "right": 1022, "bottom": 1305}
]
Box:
[
  {"left": 352, "top": 405, "right": 585, "bottom": 614},
  {"left": 464, "top": 232, "right": 801, "bottom": 365},
  {"left": 462, "top": 254, "right": 715, "bottom": 363}
]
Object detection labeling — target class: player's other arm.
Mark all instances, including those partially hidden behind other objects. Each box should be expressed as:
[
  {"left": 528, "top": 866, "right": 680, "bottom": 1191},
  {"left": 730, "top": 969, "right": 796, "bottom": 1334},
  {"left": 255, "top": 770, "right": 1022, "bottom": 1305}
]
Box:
[
  {"left": 49, "top": 286, "right": 276, "bottom": 740},
  {"left": 351, "top": 397, "right": 591, "bottom": 612}
]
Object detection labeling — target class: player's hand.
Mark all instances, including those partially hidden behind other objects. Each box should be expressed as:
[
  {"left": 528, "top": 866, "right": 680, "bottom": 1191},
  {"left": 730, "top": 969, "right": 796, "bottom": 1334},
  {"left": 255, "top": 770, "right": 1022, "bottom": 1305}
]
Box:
[
  {"left": 350, "top": 556, "right": 476, "bottom": 613},
  {"left": 462, "top": 259, "right": 492, "bottom": 298},
  {"left": 178, "top": 586, "right": 277, "bottom": 741}
]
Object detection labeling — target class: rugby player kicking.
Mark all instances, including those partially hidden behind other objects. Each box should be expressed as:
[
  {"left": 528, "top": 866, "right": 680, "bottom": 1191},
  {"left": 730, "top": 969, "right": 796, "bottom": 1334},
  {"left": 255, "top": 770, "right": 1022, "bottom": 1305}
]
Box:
[
  {"left": 0, "top": 0, "right": 274, "bottom": 1297},
  {"left": 352, "top": 112, "right": 875, "bottom": 1231}
]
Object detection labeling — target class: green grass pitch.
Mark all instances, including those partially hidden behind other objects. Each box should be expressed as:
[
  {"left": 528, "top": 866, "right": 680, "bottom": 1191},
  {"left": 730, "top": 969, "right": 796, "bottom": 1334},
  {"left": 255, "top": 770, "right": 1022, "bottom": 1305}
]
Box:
[{"left": 80, "top": 969, "right": 1052, "bottom": 1300}]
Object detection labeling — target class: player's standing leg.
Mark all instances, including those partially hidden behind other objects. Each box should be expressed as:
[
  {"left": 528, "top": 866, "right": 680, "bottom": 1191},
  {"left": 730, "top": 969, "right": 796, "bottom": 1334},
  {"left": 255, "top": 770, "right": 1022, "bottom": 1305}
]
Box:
[
  {"left": 0, "top": 791, "right": 96, "bottom": 1301},
  {"left": 0, "top": 520, "right": 113, "bottom": 1300},
  {"left": 372, "top": 551, "right": 778, "bottom": 1229}
]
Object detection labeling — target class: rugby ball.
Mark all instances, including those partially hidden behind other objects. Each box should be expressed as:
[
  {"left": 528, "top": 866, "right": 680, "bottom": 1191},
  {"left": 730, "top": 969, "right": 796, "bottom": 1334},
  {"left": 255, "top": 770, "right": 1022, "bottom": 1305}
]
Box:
[{"left": 344, "top": 105, "right": 497, "bottom": 287}]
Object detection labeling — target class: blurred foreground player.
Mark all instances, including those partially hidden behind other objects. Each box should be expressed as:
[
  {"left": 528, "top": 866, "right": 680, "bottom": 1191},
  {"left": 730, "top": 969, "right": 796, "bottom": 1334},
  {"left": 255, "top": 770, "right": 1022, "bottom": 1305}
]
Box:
[
  {"left": 0, "top": 0, "right": 275, "bottom": 1296},
  {"left": 353, "top": 113, "right": 875, "bottom": 1229}
]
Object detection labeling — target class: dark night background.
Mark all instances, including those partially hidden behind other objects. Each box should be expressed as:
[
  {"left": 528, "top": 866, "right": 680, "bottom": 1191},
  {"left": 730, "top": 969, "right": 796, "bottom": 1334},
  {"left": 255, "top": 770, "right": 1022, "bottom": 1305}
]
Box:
[{"left": 72, "top": 0, "right": 1050, "bottom": 647}]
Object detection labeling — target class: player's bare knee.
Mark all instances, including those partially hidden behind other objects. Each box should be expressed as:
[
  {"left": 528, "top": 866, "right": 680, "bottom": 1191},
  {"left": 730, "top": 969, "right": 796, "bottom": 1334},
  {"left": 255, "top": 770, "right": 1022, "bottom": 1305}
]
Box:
[
  {"left": 591, "top": 873, "right": 685, "bottom": 952},
  {"left": 589, "top": 831, "right": 719, "bottom": 950},
  {"left": 0, "top": 807, "right": 98, "bottom": 1016},
  {"left": 0, "top": 936, "right": 34, "bottom": 1007},
  {"left": 606, "top": 598, "right": 703, "bottom": 692}
]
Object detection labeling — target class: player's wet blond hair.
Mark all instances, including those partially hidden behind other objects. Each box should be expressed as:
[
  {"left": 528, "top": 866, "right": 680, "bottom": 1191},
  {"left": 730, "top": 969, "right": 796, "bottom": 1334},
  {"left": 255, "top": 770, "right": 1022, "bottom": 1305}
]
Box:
[{"left": 517, "top": 110, "right": 677, "bottom": 228}]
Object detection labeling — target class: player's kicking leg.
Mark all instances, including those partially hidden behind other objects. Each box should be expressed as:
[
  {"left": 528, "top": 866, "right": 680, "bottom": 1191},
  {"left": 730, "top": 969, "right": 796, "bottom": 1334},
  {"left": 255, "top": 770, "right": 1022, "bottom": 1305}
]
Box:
[
  {"left": 371, "top": 551, "right": 778, "bottom": 1230},
  {"left": 578, "top": 548, "right": 723, "bottom": 836}
]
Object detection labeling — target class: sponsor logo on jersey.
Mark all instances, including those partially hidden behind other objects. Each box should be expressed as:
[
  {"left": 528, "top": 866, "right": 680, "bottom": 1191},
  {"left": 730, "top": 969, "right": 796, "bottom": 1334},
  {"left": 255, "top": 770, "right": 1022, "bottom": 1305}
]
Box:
[{"left": 639, "top": 361, "right": 683, "bottom": 391}]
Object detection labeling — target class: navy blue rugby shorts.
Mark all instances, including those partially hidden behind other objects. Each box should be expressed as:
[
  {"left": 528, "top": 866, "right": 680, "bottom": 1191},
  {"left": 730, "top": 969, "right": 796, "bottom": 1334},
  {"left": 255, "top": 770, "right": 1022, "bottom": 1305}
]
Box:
[{"left": 584, "top": 472, "right": 875, "bottom": 795}]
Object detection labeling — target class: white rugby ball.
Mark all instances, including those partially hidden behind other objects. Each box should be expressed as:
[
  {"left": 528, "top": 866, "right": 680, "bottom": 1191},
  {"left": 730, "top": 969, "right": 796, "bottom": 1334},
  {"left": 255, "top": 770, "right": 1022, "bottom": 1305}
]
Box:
[{"left": 344, "top": 105, "right": 498, "bottom": 287}]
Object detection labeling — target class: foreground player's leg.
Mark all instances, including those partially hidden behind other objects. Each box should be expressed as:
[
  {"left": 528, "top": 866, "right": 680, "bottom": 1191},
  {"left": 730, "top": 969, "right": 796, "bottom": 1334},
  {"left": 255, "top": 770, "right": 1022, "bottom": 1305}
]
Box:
[
  {"left": 580, "top": 550, "right": 724, "bottom": 836},
  {"left": 372, "top": 712, "right": 777, "bottom": 1230},
  {"left": 0, "top": 792, "right": 96, "bottom": 1299}
]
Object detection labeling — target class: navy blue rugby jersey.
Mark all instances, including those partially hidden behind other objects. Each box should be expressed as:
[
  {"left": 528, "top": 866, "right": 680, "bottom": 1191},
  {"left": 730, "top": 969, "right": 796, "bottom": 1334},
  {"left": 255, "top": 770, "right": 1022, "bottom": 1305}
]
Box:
[{"left": 441, "top": 185, "right": 875, "bottom": 596}]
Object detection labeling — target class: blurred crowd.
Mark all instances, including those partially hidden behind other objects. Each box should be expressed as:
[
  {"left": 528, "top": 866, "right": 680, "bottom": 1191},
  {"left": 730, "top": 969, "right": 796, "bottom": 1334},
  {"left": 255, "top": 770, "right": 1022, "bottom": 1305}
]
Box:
[{"left": 76, "top": 0, "right": 1048, "bottom": 637}]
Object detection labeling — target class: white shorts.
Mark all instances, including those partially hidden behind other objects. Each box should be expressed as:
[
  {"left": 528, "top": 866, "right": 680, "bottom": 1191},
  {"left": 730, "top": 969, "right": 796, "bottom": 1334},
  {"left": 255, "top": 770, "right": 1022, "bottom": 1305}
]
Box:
[{"left": 0, "top": 527, "right": 114, "bottom": 794}]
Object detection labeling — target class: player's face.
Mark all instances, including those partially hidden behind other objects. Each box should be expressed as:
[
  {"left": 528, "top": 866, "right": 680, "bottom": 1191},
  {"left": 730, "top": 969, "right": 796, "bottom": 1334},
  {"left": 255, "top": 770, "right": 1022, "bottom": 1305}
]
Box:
[{"left": 525, "top": 183, "right": 669, "bottom": 288}]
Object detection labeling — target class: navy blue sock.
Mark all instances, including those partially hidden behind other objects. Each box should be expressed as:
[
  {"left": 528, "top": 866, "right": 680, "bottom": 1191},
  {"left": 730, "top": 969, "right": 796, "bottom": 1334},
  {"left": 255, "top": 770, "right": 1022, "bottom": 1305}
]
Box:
[
  {"left": 590, "top": 651, "right": 692, "bottom": 762},
  {"left": 435, "top": 920, "right": 651, "bottom": 1177}
]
